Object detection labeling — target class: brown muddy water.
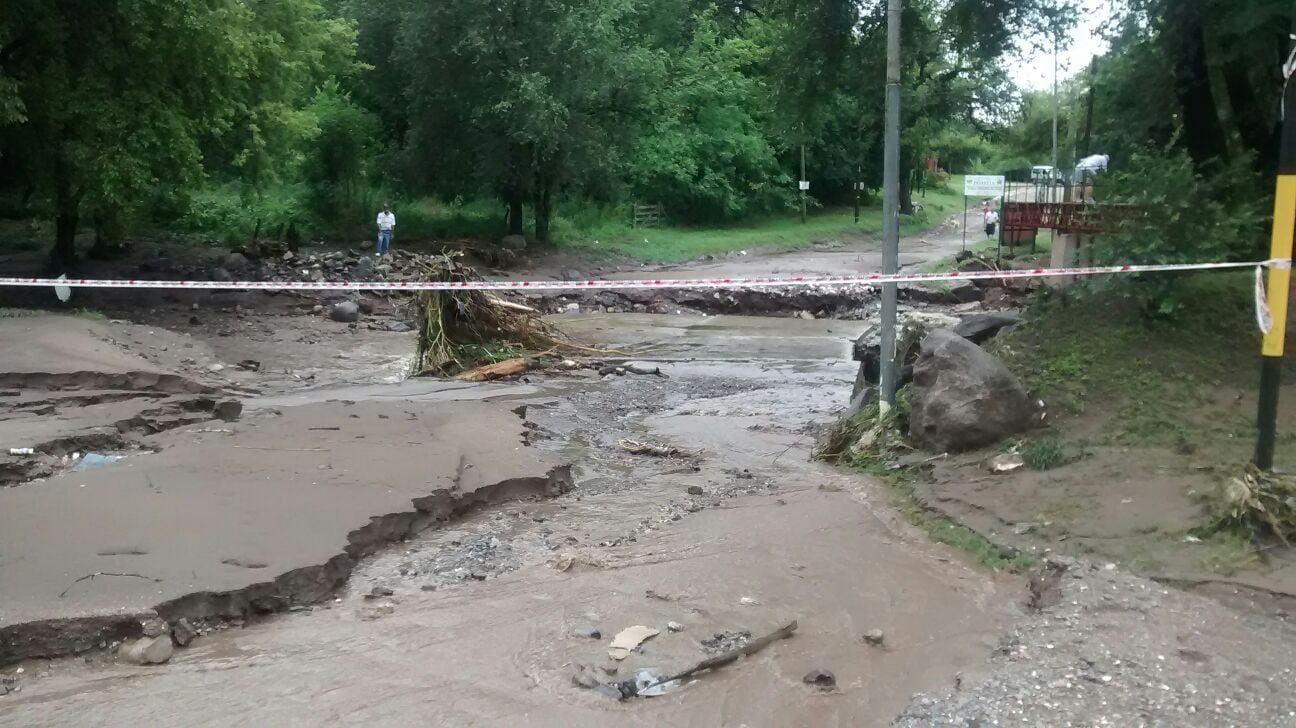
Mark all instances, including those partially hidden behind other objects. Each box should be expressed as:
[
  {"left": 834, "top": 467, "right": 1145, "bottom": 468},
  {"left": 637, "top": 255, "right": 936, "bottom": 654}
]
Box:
[{"left": 0, "top": 314, "right": 1021, "bottom": 727}]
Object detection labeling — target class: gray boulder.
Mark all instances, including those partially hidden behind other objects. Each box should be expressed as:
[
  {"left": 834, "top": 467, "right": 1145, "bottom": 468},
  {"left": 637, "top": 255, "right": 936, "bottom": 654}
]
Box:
[
  {"left": 118, "top": 635, "right": 174, "bottom": 665},
  {"left": 330, "top": 301, "right": 360, "bottom": 323},
  {"left": 223, "top": 252, "right": 250, "bottom": 270},
  {"left": 500, "top": 234, "right": 528, "bottom": 251},
  {"left": 353, "top": 257, "right": 376, "bottom": 280},
  {"left": 953, "top": 312, "right": 1021, "bottom": 345},
  {"left": 908, "top": 329, "right": 1033, "bottom": 452}
]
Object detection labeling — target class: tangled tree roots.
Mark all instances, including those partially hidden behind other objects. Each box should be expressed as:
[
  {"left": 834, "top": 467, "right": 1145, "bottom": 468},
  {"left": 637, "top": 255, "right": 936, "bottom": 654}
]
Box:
[
  {"left": 415, "top": 253, "right": 561, "bottom": 376},
  {"left": 1217, "top": 465, "right": 1296, "bottom": 545}
]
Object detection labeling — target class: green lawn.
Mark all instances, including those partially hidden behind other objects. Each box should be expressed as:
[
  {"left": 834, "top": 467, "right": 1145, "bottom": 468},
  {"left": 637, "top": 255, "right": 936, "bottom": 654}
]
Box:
[{"left": 553, "top": 178, "right": 966, "bottom": 263}]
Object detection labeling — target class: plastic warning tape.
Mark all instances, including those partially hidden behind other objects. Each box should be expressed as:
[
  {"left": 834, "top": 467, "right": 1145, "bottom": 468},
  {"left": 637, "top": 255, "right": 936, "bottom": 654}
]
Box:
[{"left": 0, "top": 259, "right": 1288, "bottom": 292}]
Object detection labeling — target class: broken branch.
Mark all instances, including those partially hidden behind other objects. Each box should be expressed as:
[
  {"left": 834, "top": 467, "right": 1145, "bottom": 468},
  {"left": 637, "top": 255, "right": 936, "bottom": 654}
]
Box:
[
  {"left": 630, "top": 620, "right": 799, "bottom": 697},
  {"left": 59, "top": 572, "right": 163, "bottom": 598}
]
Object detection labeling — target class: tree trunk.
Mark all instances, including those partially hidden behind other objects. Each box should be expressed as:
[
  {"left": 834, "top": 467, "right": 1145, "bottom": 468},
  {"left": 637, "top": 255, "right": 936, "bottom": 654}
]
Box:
[
  {"left": 49, "top": 162, "right": 79, "bottom": 271},
  {"left": 1221, "top": 58, "right": 1276, "bottom": 169},
  {"left": 88, "top": 210, "right": 128, "bottom": 260},
  {"left": 507, "top": 188, "right": 524, "bottom": 236},
  {"left": 1170, "top": 2, "right": 1228, "bottom": 169},
  {"left": 534, "top": 181, "right": 551, "bottom": 244}
]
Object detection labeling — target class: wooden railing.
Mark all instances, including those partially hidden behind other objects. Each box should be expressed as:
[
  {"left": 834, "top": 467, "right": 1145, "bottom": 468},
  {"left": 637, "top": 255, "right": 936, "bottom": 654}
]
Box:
[{"left": 631, "top": 203, "right": 666, "bottom": 228}]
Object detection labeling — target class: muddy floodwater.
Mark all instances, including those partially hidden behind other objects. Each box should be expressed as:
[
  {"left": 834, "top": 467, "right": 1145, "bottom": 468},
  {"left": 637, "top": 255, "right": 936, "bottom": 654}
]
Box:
[{"left": 0, "top": 314, "right": 1021, "bottom": 726}]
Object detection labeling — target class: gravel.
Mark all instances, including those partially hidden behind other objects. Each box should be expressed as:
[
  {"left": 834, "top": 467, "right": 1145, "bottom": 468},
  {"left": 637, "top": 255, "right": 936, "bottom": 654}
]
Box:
[{"left": 894, "top": 559, "right": 1296, "bottom": 726}]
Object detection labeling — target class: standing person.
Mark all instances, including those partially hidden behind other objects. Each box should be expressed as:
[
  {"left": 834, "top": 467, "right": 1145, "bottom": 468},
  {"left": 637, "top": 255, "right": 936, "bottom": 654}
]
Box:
[
  {"left": 984, "top": 207, "right": 999, "bottom": 238},
  {"left": 376, "top": 204, "right": 396, "bottom": 256}
]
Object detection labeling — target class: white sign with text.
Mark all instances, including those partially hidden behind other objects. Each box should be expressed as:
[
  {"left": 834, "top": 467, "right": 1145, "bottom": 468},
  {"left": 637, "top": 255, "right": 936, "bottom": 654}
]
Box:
[{"left": 963, "top": 175, "right": 1005, "bottom": 198}]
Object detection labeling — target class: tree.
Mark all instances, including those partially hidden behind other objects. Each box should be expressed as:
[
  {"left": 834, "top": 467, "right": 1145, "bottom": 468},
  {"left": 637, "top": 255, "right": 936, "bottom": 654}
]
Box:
[
  {"left": 0, "top": 0, "right": 354, "bottom": 268},
  {"left": 399, "top": 0, "right": 655, "bottom": 242},
  {"left": 302, "top": 81, "right": 382, "bottom": 231}
]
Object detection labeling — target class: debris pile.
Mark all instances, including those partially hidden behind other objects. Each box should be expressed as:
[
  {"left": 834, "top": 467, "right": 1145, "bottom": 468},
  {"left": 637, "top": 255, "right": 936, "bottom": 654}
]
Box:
[{"left": 1215, "top": 464, "right": 1296, "bottom": 544}]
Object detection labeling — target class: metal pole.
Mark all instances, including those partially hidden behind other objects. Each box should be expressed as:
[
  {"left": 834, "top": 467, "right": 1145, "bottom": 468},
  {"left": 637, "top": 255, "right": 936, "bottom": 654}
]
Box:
[
  {"left": 1254, "top": 76, "right": 1296, "bottom": 469},
  {"left": 800, "top": 143, "right": 807, "bottom": 224},
  {"left": 879, "top": 0, "right": 901, "bottom": 408},
  {"left": 1051, "top": 32, "right": 1059, "bottom": 186},
  {"left": 961, "top": 196, "right": 967, "bottom": 253}
]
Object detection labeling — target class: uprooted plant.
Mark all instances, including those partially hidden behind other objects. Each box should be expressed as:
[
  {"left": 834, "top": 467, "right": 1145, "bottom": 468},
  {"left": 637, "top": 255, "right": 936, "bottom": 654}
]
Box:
[
  {"left": 413, "top": 252, "right": 563, "bottom": 376},
  {"left": 815, "top": 386, "right": 913, "bottom": 470},
  {"left": 1213, "top": 465, "right": 1296, "bottom": 545}
]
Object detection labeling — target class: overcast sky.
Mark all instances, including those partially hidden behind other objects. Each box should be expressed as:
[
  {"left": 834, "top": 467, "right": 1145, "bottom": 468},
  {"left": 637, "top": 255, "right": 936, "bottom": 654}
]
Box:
[{"left": 1009, "top": 0, "right": 1114, "bottom": 91}]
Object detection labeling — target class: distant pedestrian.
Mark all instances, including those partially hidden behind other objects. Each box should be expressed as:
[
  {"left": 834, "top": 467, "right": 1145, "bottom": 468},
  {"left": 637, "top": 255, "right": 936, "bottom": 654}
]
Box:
[
  {"left": 376, "top": 204, "right": 396, "bottom": 256},
  {"left": 984, "top": 208, "right": 999, "bottom": 238}
]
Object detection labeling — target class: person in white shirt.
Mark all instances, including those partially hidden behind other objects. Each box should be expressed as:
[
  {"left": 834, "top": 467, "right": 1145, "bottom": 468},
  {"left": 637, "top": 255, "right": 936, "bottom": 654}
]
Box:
[
  {"left": 376, "top": 204, "right": 396, "bottom": 256},
  {"left": 984, "top": 208, "right": 999, "bottom": 238}
]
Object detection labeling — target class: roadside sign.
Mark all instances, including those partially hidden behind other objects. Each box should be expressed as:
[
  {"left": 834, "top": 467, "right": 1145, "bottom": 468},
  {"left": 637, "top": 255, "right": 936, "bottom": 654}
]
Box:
[
  {"left": 799, "top": 180, "right": 810, "bottom": 191},
  {"left": 964, "top": 175, "right": 1005, "bottom": 198}
]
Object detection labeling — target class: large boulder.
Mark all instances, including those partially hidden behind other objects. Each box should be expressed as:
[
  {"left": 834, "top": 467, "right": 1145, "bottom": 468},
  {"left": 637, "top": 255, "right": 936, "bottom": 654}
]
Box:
[
  {"left": 330, "top": 301, "right": 360, "bottom": 323},
  {"left": 908, "top": 329, "right": 1033, "bottom": 452},
  {"left": 500, "top": 234, "right": 528, "bottom": 251},
  {"left": 953, "top": 312, "right": 1021, "bottom": 344}
]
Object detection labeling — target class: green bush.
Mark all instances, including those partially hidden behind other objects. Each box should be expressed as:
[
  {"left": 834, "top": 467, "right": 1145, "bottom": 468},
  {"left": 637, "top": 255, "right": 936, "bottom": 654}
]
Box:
[
  {"left": 1093, "top": 145, "right": 1266, "bottom": 316},
  {"left": 1022, "top": 436, "right": 1066, "bottom": 471}
]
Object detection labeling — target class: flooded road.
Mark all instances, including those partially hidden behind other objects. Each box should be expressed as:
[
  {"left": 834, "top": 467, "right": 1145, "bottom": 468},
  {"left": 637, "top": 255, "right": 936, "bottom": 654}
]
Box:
[{"left": 0, "top": 314, "right": 1021, "bottom": 727}]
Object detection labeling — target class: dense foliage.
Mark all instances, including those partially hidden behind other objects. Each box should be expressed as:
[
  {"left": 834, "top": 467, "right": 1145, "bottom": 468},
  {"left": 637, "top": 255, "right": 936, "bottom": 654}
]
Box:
[{"left": 1, "top": 0, "right": 1091, "bottom": 265}]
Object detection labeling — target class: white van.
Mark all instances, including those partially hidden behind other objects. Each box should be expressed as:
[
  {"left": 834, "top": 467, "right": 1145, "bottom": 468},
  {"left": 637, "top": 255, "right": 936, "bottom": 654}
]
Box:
[{"left": 1030, "top": 165, "right": 1061, "bottom": 182}]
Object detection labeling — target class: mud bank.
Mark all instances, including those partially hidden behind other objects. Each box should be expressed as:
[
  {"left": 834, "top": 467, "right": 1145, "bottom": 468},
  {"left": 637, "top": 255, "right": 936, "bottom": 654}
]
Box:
[{"left": 0, "top": 398, "right": 571, "bottom": 664}]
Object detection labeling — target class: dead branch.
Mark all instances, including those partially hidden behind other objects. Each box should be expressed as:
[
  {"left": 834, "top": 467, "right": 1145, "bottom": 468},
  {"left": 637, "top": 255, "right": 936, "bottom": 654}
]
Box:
[
  {"left": 59, "top": 572, "right": 163, "bottom": 598},
  {"left": 630, "top": 620, "right": 799, "bottom": 697}
]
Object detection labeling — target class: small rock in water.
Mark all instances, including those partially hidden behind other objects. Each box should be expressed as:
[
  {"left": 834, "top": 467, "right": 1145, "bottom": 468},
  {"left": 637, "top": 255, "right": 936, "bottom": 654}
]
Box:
[
  {"left": 140, "top": 617, "right": 167, "bottom": 638},
  {"left": 330, "top": 301, "right": 360, "bottom": 323},
  {"left": 172, "top": 618, "right": 198, "bottom": 647},
  {"left": 368, "top": 585, "right": 394, "bottom": 598},
  {"left": 739, "top": 596, "right": 759, "bottom": 606},
  {"left": 667, "top": 621, "right": 685, "bottom": 632},
  {"left": 571, "top": 624, "right": 602, "bottom": 639},
  {"left": 863, "top": 629, "right": 886, "bottom": 647},
  {"left": 213, "top": 400, "right": 243, "bottom": 422},
  {"left": 118, "top": 636, "right": 174, "bottom": 665},
  {"left": 686, "top": 485, "right": 704, "bottom": 496},
  {"left": 803, "top": 669, "right": 836, "bottom": 689}
]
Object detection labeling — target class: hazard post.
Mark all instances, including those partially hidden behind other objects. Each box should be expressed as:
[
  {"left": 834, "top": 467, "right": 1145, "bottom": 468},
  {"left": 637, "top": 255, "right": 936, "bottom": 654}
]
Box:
[{"left": 1254, "top": 74, "right": 1296, "bottom": 470}]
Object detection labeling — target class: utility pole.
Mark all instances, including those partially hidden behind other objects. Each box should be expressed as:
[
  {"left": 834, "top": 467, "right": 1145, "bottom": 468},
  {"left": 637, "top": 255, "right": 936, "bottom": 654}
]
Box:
[
  {"left": 879, "top": 0, "right": 901, "bottom": 408},
  {"left": 1081, "top": 56, "right": 1097, "bottom": 157},
  {"left": 800, "top": 143, "right": 808, "bottom": 224},
  {"left": 1254, "top": 71, "right": 1296, "bottom": 470},
  {"left": 854, "top": 163, "right": 861, "bottom": 224},
  {"left": 1051, "top": 31, "right": 1059, "bottom": 193}
]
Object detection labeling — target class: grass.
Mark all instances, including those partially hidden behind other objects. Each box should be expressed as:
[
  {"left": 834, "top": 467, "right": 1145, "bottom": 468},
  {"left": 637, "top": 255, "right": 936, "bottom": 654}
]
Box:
[
  {"left": 553, "top": 179, "right": 966, "bottom": 263},
  {"left": 1022, "top": 435, "right": 1066, "bottom": 470},
  {"left": 991, "top": 271, "right": 1273, "bottom": 458},
  {"left": 816, "top": 399, "right": 1035, "bottom": 573}
]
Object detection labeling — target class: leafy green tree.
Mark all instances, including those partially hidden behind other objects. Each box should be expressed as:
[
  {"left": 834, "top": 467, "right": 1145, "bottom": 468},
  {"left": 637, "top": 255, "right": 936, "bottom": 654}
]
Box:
[
  {"left": 302, "top": 81, "right": 381, "bottom": 232},
  {"left": 0, "top": 0, "right": 353, "bottom": 267}
]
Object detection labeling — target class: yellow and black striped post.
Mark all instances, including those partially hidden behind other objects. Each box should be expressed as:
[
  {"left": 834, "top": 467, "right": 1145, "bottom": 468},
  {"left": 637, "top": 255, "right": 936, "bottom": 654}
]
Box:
[{"left": 1254, "top": 80, "right": 1296, "bottom": 470}]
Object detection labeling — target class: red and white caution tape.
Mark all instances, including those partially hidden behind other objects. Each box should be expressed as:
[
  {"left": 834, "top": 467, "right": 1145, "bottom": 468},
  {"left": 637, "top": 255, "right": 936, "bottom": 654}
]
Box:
[{"left": 0, "top": 258, "right": 1286, "bottom": 292}]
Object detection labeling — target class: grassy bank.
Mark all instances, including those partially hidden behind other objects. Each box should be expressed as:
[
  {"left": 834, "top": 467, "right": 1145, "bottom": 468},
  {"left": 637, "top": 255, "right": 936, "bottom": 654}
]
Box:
[{"left": 1, "top": 179, "right": 966, "bottom": 264}]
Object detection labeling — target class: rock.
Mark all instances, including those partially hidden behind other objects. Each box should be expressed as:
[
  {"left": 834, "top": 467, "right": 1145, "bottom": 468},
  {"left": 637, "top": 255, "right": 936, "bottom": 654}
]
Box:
[
  {"left": 309, "top": 268, "right": 326, "bottom": 282},
  {"left": 312, "top": 304, "right": 324, "bottom": 315},
  {"left": 667, "top": 621, "right": 685, "bottom": 632},
  {"left": 282, "top": 250, "right": 295, "bottom": 261},
  {"left": 950, "top": 280, "right": 985, "bottom": 303},
  {"left": 330, "top": 301, "right": 360, "bottom": 323},
  {"left": 571, "top": 625, "right": 602, "bottom": 639},
  {"left": 986, "top": 452, "right": 1025, "bottom": 473},
  {"left": 207, "top": 363, "right": 225, "bottom": 373},
  {"left": 803, "top": 669, "right": 836, "bottom": 689},
  {"left": 572, "top": 668, "right": 601, "bottom": 689},
  {"left": 369, "top": 585, "right": 394, "bottom": 598},
  {"left": 500, "top": 234, "right": 528, "bottom": 251},
  {"left": 356, "top": 298, "right": 376, "bottom": 315},
  {"left": 954, "top": 312, "right": 1022, "bottom": 345},
  {"left": 560, "top": 269, "right": 584, "bottom": 282},
  {"left": 213, "top": 400, "right": 242, "bottom": 422},
  {"left": 686, "top": 485, "right": 704, "bottom": 496},
  {"left": 561, "top": 302, "right": 580, "bottom": 314},
  {"left": 172, "top": 618, "right": 198, "bottom": 647},
  {"left": 863, "top": 629, "right": 886, "bottom": 646},
  {"left": 383, "top": 321, "right": 413, "bottom": 333},
  {"left": 223, "top": 252, "right": 250, "bottom": 270},
  {"left": 118, "top": 636, "right": 174, "bottom": 665},
  {"left": 796, "top": 310, "right": 816, "bottom": 320},
  {"left": 210, "top": 267, "right": 233, "bottom": 283},
  {"left": 140, "top": 617, "right": 167, "bottom": 638},
  {"left": 908, "top": 330, "right": 1034, "bottom": 452},
  {"left": 354, "top": 257, "right": 376, "bottom": 280}
]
